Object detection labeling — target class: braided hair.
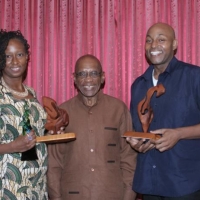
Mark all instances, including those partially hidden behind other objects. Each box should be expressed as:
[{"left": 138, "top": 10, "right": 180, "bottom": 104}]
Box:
[{"left": 0, "top": 30, "right": 30, "bottom": 80}]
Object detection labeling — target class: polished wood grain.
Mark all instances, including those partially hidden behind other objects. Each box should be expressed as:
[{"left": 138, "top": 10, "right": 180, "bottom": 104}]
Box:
[{"left": 36, "top": 133, "right": 76, "bottom": 143}]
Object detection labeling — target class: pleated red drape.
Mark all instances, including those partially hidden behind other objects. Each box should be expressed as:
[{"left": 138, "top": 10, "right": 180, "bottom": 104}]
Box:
[{"left": 0, "top": 0, "right": 200, "bottom": 106}]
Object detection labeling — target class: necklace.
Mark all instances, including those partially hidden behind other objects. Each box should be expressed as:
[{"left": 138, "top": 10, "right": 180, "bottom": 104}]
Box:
[{"left": 1, "top": 78, "right": 29, "bottom": 97}]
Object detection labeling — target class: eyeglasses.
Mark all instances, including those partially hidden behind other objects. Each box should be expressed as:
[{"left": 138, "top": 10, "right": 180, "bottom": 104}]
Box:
[{"left": 75, "top": 71, "right": 102, "bottom": 79}]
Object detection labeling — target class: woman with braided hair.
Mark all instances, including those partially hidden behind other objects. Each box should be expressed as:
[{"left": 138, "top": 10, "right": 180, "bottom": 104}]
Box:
[{"left": 0, "top": 30, "right": 48, "bottom": 199}]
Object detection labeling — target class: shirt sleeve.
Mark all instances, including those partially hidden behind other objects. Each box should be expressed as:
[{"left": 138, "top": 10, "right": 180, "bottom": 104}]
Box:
[
  {"left": 120, "top": 107, "right": 138, "bottom": 200},
  {"left": 47, "top": 143, "right": 66, "bottom": 199}
]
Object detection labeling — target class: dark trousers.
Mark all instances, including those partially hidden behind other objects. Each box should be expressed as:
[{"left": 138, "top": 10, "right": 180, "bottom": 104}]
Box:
[{"left": 143, "top": 189, "right": 200, "bottom": 200}]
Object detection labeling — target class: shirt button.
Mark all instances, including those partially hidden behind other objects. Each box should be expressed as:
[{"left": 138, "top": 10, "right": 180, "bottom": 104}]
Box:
[
  {"left": 90, "top": 149, "right": 94, "bottom": 152},
  {"left": 91, "top": 168, "right": 94, "bottom": 171},
  {"left": 89, "top": 111, "right": 92, "bottom": 114},
  {"left": 90, "top": 130, "right": 93, "bottom": 133},
  {"left": 153, "top": 165, "right": 156, "bottom": 168}
]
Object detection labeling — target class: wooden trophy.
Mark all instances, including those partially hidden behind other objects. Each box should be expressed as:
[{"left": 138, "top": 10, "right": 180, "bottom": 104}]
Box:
[
  {"left": 123, "top": 84, "right": 165, "bottom": 140},
  {"left": 36, "top": 96, "right": 76, "bottom": 143}
]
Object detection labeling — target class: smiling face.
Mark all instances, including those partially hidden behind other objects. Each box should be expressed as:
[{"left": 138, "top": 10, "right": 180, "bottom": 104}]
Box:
[
  {"left": 74, "top": 55, "right": 105, "bottom": 98},
  {"left": 3, "top": 38, "right": 28, "bottom": 80},
  {"left": 145, "top": 23, "right": 177, "bottom": 71}
]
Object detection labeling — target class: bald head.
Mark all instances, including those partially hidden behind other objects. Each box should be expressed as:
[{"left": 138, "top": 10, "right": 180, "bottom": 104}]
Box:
[
  {"left": 75, "top": 54, "right": 102, "bottom": 73},
  {"left": 147, "top": 22, "right": 176, "bottom": 40}
]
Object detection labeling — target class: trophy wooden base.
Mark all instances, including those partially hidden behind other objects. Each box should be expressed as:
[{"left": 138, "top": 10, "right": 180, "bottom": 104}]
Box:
[
  {"left": 36, "top": 133, "right": 76, "bottom": 144},
  {"left": 122, "top": 131, "right": 161, "bottom": 140}
]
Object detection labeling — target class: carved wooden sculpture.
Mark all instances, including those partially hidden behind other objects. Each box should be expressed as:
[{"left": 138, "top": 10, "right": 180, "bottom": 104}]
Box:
[
  {"left": 138, "top": 84, "right": 165, "bottom": 133},
  {"left": 42, "top": 96, "right": 69, "bottom": 134},
  {"left": 36, "top": 96, "right": 76, "bottom": 143},
  {"left": 123, "top": 84, "right": 165, "bottom": 140}
]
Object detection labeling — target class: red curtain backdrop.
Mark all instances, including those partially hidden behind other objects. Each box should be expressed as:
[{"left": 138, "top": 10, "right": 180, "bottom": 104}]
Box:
[{"left": 0, "top": 0, "right": 200, "bottom": 106}]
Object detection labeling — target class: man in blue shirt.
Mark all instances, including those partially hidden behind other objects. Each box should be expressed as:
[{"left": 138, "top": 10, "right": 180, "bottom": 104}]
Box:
[{"left": 127, "top": 22, "right": 200, "bottom": 199}]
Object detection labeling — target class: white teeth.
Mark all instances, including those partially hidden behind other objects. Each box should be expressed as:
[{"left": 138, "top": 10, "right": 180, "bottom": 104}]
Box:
[
  {"left": 84, "top": 86, "right": 92, "bottom": 89},
  {"left": 11, "top": 67, "right": 20, "bottom": 71},
  {"left": 150, "top": 51, "right": 162, "bottom": 55}
]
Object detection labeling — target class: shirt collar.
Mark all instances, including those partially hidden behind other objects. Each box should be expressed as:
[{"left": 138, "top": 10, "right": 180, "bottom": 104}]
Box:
[
  {"left": 77, "top": 89, "right": 103, "bottom": 107},
  {"left": 141, "top": 57, "right": 178, "bottom": 81}
]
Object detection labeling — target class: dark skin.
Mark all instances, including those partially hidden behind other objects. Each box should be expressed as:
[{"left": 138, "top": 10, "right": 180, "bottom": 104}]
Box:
[
  {"left": 0, "top": 38, "right": 36, "bottom": 154},
  {"left": 127, "top": 23, "right": 200, "bottom": 153},
  {"left": 48, "top": 55, "right": 105, "bottom": 135},
  {"left": 74, "top": 55, "right": 105, "bottom": 107}
]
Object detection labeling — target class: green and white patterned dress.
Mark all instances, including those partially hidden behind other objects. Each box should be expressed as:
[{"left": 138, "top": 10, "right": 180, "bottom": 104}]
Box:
[{"left": 0, "top": 85, "right": 48, "bottom": 200}]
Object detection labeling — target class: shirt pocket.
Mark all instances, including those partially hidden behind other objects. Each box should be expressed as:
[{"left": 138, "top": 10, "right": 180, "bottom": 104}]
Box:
[
  {"left": 104, "top": 126, "right": 118, "bottom": 140},
  {"left": 103, "top": 127, "right": 121, "bottom": 167}
]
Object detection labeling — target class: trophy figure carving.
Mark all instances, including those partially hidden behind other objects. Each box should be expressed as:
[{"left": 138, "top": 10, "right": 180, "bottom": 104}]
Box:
[
  {"left": 36, "top": 96, "right": 76, "bottom": 143},
  {"left": 123, "top": 84, "right": 165, "bottom": 139},
  {"left": 42, "top": 96, "right": 69, "bottom": 134}
]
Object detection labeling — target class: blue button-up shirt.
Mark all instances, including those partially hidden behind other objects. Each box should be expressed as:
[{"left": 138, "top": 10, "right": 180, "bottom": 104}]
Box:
[{"left": 130, "top": 57, "right": 200, "bottom": 197}]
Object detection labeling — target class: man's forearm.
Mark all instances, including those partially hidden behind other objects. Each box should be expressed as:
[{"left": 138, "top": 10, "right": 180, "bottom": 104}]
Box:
[{"left": 177, "top": 124, "right": 200, "bottom": 139}]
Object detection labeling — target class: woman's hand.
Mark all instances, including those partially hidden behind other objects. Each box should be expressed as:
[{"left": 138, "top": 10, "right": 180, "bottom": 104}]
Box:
[{"left": 10, "top": 130, "right": 36, "bottom": 153}]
